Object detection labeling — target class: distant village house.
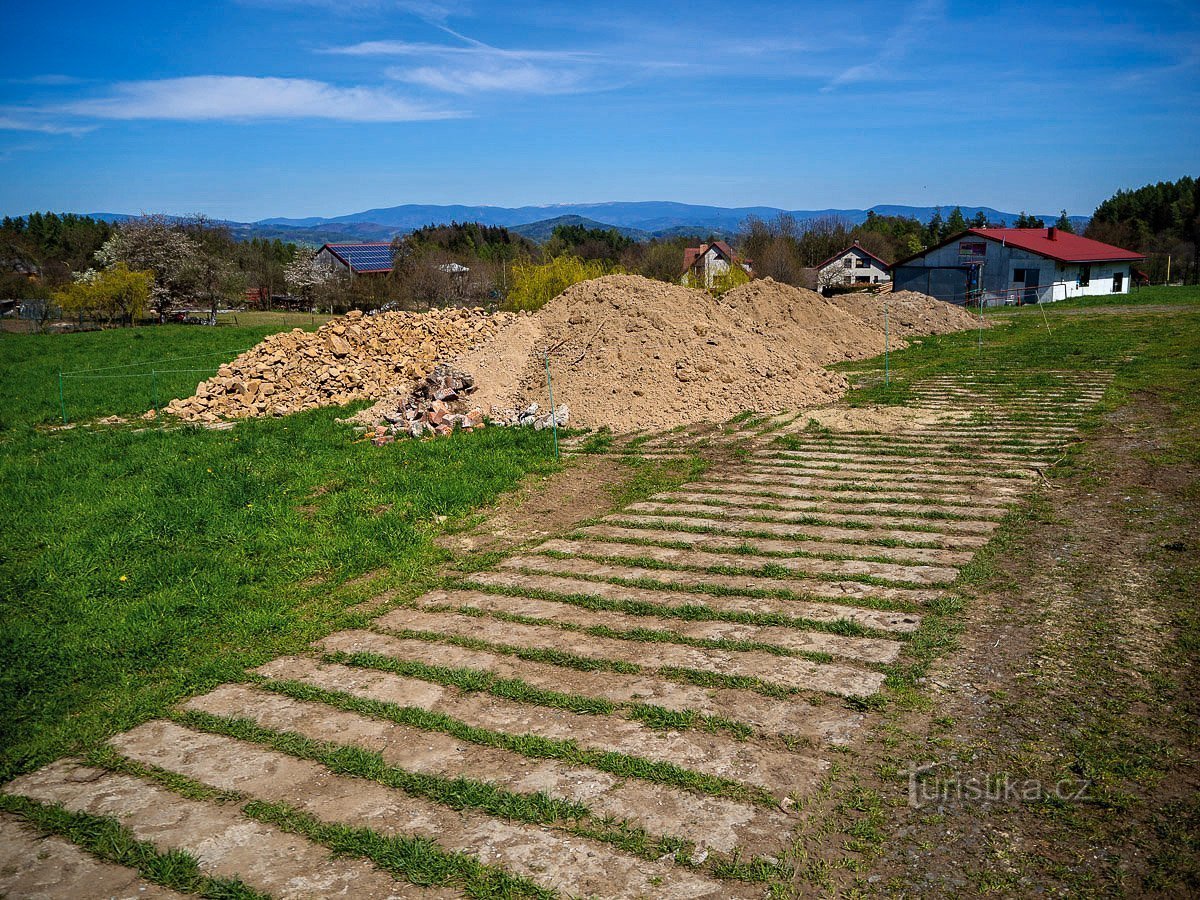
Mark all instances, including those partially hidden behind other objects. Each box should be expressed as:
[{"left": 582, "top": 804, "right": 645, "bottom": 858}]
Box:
[
  {"left": 815, "top": 241, "right": 891, "bottom": 292},
  {"left": 681, "top": 240, "right": 752, "bottom": 288},
  {"left": 892, "top": 227, "right": 1145, "bottom": 305},
  {"left": 316, "top": 242, "right": 395, "bottom": 275}
]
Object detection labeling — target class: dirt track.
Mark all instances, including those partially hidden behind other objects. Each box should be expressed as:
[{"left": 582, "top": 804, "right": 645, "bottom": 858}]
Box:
[{"left": 1, "top": 372, "right": 1114, "bottom": 898}]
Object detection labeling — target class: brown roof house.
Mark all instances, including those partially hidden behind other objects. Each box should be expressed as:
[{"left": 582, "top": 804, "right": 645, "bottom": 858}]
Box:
[{"left": 681, "top": 240, "right": 752, "bottom": 288}]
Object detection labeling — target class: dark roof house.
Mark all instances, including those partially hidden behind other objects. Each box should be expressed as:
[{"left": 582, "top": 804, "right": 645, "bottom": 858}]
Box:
[{"left": 316, "top": 242, "right": 395, "bottom": 275}]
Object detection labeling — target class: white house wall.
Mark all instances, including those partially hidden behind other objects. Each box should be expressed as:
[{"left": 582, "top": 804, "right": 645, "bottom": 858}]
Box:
[
  {"left": 896, "top": 236, "right": 1134, "bottom": 303},
  {"left": 817, "top": 248, "right": 890, "bottom": 286}
]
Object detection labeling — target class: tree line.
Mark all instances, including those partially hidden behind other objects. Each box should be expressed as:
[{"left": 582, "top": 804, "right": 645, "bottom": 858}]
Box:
[
  {"left": 1084, "top": 176, "right": 1198, "bottom": 283},
  {"left": 2, "top": 213, "right": 303, "bottom": 325},
  {"left": 4, "top": 178, "right": 1191, "bottom": 325}
]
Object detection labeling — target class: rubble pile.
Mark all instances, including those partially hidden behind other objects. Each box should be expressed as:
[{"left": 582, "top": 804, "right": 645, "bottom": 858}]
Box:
[
  {"left": 163, "top": 307, "right": 513, "bottom": 422},
  {"left": 357, "top": 364, "right": 570, "bottom": 445},
  {"left": 376, "top": 364, "right": 486, "bottom": 440},
  {"left": 165, "top": 274, "right": 985, "bottom": 435},
  {"left": 826, "top": 290, "right": 984, "bottom": 338}
]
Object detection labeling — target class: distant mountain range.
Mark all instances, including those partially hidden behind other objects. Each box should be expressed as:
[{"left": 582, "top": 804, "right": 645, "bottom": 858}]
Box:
[{"left": 86, "top": 202, "right": 1088, "bottom": 245}]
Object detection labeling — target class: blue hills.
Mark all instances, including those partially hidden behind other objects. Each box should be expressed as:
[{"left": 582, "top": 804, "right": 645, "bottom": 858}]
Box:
[{"left": 87, "top": 201, "right": 1088, "bottom": 244}]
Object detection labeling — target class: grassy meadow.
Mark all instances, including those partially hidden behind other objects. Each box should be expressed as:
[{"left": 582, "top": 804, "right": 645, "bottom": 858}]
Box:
[{"left": 0, "top": 323, "right": 560, "bottom": 782}]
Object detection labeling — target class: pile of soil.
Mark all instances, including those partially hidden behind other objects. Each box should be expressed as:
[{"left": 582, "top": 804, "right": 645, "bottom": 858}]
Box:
[
  {"left": 163, "top": 307, "right": 512, "bottom": 422},
  {"left": 445, "top": 275, "right": 891, "bottom": 430},
  {"left": 826, "top": 290, "right": 983, "bottom": 338}
]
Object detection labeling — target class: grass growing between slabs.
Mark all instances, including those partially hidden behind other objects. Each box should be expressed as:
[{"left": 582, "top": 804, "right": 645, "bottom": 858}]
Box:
[
  {"left": 834, "top": 283, "right": 1200, "bottom": 408},
  {"left": 0, "top": 326, "right": 562, "bottom": 783}
]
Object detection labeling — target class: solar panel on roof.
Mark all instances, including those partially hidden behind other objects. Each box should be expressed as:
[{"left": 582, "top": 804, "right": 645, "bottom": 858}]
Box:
[{"left": 331, "top": 243, "right": 394, "bottom": 272}]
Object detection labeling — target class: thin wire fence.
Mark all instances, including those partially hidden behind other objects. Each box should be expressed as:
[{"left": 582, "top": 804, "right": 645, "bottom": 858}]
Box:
[{"left": 56, "top": 347, "right": 257, "bottom": 425}]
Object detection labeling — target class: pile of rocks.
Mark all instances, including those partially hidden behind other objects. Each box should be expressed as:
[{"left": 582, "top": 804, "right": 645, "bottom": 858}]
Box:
[
  {"left": 164, "top": 307, "right": 513, "bottom": 422},
  {"left": 362, "top": 365, "right": 569, "bottom": 444},
  {"left": 489, "top": 402, "right": 570, "bottom": 430},
  {"left": 380, "top": 364, "right": 486, "bottom": 439}
]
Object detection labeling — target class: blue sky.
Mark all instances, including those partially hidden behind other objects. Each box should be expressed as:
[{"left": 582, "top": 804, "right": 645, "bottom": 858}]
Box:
[{"left": 1, "top": 0, "right": 1197, "bottom": 221}]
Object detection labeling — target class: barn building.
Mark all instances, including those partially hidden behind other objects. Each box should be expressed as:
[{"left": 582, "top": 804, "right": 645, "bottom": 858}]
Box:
[
  {"left": 316, "top": 242, "right": 395, "bottom": 275},
  {"left": 815, "top": 241, "right": 891, "bottom": 291},
  {"left": 892, "top": 227, "right": 1144, "bottom": 305}
]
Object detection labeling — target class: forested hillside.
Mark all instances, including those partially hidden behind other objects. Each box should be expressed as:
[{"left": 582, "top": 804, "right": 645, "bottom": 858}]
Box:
[{"left": 1086, "top": 177, "right": 1198, "bottom": 283}]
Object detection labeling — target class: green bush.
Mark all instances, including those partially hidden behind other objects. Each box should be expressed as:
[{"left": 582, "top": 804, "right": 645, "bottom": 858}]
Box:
[{"left": 502, "top": 256, "right": 623, "bottom": 312}]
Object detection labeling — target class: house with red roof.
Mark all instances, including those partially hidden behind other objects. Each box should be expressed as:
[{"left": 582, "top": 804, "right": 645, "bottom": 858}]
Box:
[
  {"left": 815, "top": 240, "right": 891, "bottom": 292},
  {"left": 681, "top": 240, "right": 752, "bottom": 288},
  {"left": 891, "top": 227, "right": 1145, "bottom": 305}
]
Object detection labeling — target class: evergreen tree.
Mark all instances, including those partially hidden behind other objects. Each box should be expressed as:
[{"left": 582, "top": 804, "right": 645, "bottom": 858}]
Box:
[
  {"left": 1055, "top": 210, "right": 1075, "bottom": 234},
  {"left": 925, "top": 208, "right": 944, "bottom": 245},
  {"left": 944, "top": 206, "right": 968, "bottom": 237}
]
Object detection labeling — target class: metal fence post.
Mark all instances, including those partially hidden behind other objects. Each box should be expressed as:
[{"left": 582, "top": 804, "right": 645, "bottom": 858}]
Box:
[
  {"left": 544, "top": 353, "right": 559, "bottom": 460},
  {"left": 58, "top": 371, "right": 67, "bottom": 425},
  {"left": 884, "top": 300, "right": 890, "bottom": 386}
]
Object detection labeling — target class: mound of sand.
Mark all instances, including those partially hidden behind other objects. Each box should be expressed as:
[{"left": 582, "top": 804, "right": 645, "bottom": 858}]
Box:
[
  {"left": 826, "top": 290, "right": 983, "bottom": 338},
  {"left": 461, "top": 275, "right": 893, "bottom": 430}
]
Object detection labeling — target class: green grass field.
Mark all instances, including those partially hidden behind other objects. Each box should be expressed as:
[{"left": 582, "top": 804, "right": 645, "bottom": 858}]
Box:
[
  {"left": 3, "top": 286, "right": 1197, "bottom": 788},
  {"left": 0, "top": 324, "right": 560, "bottom": 782},
  {"left": 842, "top": 284, "right": 1200, "bottom": 431}
]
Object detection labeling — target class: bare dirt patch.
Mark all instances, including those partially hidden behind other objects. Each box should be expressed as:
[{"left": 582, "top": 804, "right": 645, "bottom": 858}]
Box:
[
  {"left": 436, "top": 453, "right": 641, "bottom": 555},
  {"left": 827, "top": 289, "right": 985, "bottom": 337},
  {"left": 797, "top": 391, "right": 1200, "bottom": 896},
  {"left": 800, "top": 404, "right": 967, "bottom": 432}
]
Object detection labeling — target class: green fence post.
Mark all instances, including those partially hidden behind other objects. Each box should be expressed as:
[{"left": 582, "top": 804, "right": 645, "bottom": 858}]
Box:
[
  {"left": 544, "top": 353, "right": 559, "bottom": 461},
  {"left": 884, "top": 301, "right": 890, "bottom": 386},
  {"left": 58, "top": 371, "right": 67, "bottom": 425}
]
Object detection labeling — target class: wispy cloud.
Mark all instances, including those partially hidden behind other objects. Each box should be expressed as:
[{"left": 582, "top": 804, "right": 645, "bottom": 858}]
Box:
[
  {"left": 328, "top": 26, "right": 610, "bottom": 95},
  {"left": 54, "top": 76, "right": 461, "bottom": 122},
  {"left": 237, "top": 0, "right": 454, "bottom": 19},
  {"left": 325, "top": 39, "right": 591, "bottom": 62},
  {"left": 9, "top": 74, "right": 86, "bottom": 86},
  {"left": 822, "top": 0, "right": 944, "bottom": 92},
  {"left": 0, "top": 112, "right": 95, "bottom": 135},
  {"left": 392, "top": 63, "right": 591, "bottom": 95}
]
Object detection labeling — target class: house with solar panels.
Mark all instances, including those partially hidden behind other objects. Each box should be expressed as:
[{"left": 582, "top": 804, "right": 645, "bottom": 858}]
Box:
[{"left": 315, "top": 242, "right": 395, "bottom": 276}]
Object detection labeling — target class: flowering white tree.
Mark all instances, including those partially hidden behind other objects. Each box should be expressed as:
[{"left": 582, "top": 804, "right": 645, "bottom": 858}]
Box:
[
  {"left": 285, "top": 248, "right": 337, "bottom": 309},
  {"left": 96, "top": 215, "right": 201, "bottom": 321}
]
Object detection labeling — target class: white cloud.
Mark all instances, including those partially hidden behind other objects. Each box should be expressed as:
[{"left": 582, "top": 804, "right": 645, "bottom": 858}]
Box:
[
  {"left": 390, "top": 62, "right": 591, "bottom": 95},
  {"left": 237, "top": 0, "right": 453, "bottom": 18},
  {"left": 11, "top": 74, "right": 86, "bottom": 86},
  {"left": 331, "top": 28, "right": 607, "bottom": 95},
  {"left": 822, "top": 0, "right": 944, "bottom": 92},
  {"left": 56, "top": 76, "right": 461, "bottom": 122},
  {"left": 0, "top": 112, "right": 94, "bottom": 135},
  {"left": 325, "top": 39, "right": 591, "bottom": 62}
]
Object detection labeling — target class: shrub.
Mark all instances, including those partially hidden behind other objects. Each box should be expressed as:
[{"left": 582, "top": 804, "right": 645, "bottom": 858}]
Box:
[{"left": 502, "top": 256, "right": 623, "bottom": 312}]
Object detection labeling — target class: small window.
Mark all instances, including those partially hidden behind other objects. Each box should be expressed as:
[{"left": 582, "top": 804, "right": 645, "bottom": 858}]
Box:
[
  {"left": 856, "top": 257, "right": 869, "bottom": 268},
  {"left": 843, "top": 258, "right": 853, "bottom": 269},
  {"left": 1013, "top": 268, "right": 1025, "bottom": 282},
  {"left": 1079, "top": 265, "right": 1090, "bottom": 287}
]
